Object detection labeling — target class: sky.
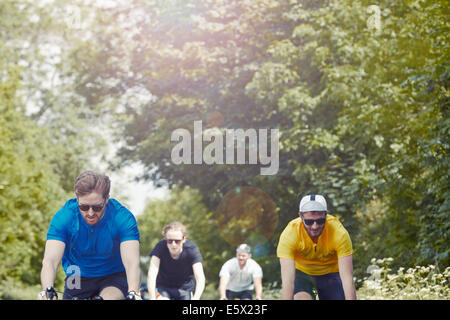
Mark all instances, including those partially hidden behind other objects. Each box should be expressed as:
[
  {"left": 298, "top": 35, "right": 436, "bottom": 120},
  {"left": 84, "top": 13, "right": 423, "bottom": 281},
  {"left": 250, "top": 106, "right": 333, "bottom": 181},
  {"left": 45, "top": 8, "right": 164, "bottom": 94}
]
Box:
[{"left": 108, "top": 163, "right": 169, "bottom": 216}]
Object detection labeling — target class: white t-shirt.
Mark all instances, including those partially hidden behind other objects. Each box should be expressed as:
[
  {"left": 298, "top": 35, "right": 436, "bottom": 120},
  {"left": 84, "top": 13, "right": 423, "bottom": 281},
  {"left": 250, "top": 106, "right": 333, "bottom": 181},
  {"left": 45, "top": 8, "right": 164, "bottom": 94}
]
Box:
[{"left": 219, "top": 257, "right": 263, "bottom": 292}]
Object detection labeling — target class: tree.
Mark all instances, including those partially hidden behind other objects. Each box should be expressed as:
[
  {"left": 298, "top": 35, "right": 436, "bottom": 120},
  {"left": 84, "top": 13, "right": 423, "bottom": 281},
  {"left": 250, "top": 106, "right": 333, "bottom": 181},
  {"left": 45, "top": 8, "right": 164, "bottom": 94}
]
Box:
[
  {"left": 58, "top": 0, "right": 449, "bottom": 278},
  {"left": 0, "top": 40, "right": 67, "bottom": 290},
  {"left": 2, "top": 0, "right": 114, "bottom": 192},
  {"left": 0, "top": 0, "right": 108, "bottom": 293}
]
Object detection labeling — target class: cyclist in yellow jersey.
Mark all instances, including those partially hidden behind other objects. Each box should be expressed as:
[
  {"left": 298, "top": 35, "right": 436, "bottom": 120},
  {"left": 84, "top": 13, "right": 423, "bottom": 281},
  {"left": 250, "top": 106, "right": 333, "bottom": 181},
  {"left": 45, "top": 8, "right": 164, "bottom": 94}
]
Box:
[{"left": 277, "top": 194, "right": 356, "bottom": 300}]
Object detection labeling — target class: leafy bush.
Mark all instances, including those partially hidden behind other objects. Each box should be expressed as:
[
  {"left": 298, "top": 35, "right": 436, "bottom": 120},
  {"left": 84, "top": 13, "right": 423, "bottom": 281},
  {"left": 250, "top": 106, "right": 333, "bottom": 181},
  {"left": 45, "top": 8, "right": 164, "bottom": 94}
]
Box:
[{"left": 357, "top": 258, "right": 450, "bottom": 300}]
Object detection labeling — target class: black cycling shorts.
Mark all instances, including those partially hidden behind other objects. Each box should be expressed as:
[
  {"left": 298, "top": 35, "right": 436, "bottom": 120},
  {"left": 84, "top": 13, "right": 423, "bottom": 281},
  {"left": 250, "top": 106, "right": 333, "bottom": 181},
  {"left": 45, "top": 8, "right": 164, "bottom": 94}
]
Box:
[
  {"left": 226, "top": 289, "right": 253, "bottom": 300},
  {"left": 294, "top": 269, "right": 345, "bottom": 300},
  {"left": 63, "top": 271, "right": 128, "bottom": 300},
  {"left": 157, "top": 286, "right": 193, "bottom": 300}
]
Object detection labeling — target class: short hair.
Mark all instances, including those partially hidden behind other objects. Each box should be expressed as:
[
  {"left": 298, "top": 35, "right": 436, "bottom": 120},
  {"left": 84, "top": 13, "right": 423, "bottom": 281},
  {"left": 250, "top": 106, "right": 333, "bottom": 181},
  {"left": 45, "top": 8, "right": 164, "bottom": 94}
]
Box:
[
  {"left": 74, "top": 170, "right": 110, "bottom": 199},
  {"left": 162, "top": 221, "right": 187, "bottom": 238}
]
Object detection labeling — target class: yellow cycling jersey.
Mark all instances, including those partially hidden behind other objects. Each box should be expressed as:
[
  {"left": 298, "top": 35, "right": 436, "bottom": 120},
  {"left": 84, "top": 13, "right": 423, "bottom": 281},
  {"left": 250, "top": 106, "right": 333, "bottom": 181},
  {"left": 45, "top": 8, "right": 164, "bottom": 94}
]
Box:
[{"left": 277, "top": 214, "right": 353, "bottom": 275}]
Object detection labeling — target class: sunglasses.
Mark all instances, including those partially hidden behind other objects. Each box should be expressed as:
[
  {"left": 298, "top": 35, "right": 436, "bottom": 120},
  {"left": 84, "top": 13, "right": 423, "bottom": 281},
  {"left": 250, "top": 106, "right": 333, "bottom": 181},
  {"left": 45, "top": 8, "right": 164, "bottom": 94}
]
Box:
[
  {"left": 78, "top": 202, "right": 105, "bottom": 212},
  {"left": 302, "top": 218, "right": 326, "bottom": 226},
  {"left": 166, "top": 239, "right": 183, "bottom": 245}
]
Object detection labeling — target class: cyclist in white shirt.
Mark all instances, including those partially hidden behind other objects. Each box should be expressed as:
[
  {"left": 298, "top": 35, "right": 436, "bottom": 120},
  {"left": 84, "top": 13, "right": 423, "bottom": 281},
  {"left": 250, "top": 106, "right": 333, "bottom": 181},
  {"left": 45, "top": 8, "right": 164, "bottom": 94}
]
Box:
[{"left": 219, "top": 244, "right": 263, "bottom": 300}]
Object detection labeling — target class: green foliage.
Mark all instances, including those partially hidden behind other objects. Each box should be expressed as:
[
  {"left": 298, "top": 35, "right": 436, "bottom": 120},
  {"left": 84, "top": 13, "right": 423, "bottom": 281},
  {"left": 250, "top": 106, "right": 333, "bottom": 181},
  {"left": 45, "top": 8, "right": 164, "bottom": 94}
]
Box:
[
  {"left": 0, "top": 88, "right": 67, "bottom": 291},
  {"left": 2, "top": 0, "right": 112, "bottom": 192},
  {"left": 0, "top": 280, "right": 41, "bottom": 300},
  {"left": 93, "top": 0, "right": 449, "bottom": 274},
  {"left": 357, "top": 258, "right": 450, "bottom": 300},
  {"left": 0, "top": 0, "right": 96, "bottom": 295},
  {"left": 0, "top": 0, "right": 448, "bottom": 298}
]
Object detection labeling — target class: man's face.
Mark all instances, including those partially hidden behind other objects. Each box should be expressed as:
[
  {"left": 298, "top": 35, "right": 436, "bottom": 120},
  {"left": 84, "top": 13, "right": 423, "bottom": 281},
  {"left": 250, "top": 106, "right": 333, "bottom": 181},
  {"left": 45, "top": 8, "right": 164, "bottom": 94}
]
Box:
[
  {"left": 78, "top": 191, "right": 108, "bottom": 225},
  {"left": 165, "top": 230, "right": 185, "bottom": 256},
  {"left": 236, "top": 252, "right": 251, "bottom": 267},
  {"left": 300, "top": 211, "right": 327, "bottom": 240}
]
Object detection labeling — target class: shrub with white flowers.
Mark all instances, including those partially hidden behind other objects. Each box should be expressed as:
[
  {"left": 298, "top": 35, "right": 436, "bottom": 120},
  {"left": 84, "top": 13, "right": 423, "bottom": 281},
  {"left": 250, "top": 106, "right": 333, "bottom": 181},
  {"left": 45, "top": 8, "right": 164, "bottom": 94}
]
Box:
[{"left": 357, "top": 258, "right": 450, "bottom": 300}]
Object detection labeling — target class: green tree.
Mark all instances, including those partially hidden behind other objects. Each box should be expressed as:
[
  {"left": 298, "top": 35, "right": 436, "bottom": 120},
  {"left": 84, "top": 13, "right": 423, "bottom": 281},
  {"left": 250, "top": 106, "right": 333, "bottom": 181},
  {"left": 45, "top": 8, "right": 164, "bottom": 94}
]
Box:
[
  {"left": 2, "top": 0, "right": 114, "bottom": 192},
  {"left": 51, "top": 0, "right": 449, "bottom": 280},
  {"left": 0, "top": 50, "right": 67, "bottom": 293},
  {"left": 0, "top": 0, "right": 106, "bottom": 295}
]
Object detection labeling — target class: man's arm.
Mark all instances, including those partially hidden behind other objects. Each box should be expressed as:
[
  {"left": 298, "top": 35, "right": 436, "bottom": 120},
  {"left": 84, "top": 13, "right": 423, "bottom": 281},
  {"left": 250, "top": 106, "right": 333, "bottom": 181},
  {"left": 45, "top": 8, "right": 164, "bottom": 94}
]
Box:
[
  {"left": 120, "top": 240, "right": 141, "bottom": 294},
  {"left": 192, "top": 262, "right": 206, "bottom": 300},
  {"left": 218, "top": 274, "right": 230, "bottom": 300},
  {"left": 338, "top": 255, "right": 357, "bottom": 300},
  {"left": 40, "top": 240, "right": 65, "bottom": 299},
  {"left": 253, "top": 276, "right": 263, "bottom": 300},
  {"left": 147, "top": 255, "right": 160, "bottom": 300},
  {"left": 280, "top": 258, "right": 296, "bottom": 300}
]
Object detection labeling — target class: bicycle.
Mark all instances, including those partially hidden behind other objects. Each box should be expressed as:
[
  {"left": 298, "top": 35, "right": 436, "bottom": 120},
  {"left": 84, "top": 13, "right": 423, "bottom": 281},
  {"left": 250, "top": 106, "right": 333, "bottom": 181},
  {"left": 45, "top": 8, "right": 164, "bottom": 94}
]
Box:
[
  {"left": 40, "top": 286, "right": 140, "bottom": 300},
  {"left": 39, "top": 286, "right": 103, "bottom": 300}
]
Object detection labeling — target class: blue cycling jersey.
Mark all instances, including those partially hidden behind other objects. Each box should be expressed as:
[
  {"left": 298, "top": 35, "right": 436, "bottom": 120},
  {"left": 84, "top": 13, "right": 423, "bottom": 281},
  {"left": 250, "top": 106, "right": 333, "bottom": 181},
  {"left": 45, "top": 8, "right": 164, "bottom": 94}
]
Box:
[{"left": 47, "top": 198, "right": 140, "bottom": 277}]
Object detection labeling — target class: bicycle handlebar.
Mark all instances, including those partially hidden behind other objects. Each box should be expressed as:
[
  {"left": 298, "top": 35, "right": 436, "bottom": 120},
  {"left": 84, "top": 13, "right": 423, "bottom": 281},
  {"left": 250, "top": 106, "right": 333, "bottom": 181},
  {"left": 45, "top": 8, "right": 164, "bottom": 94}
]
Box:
[
  {"left": 46, "top": 286, "right": 58, "bottom": 300},
  {"left": 126, "top": 291, "right": 141, "bottom": 300},
  {"left": 42, "top": 287, "right": 138, "bottom": 300}
]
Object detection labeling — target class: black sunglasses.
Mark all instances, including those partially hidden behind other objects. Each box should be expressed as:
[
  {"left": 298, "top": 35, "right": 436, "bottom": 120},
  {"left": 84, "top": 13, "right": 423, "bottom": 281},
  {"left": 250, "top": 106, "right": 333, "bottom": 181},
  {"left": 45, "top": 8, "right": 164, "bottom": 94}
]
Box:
[
  {"left": 78, "top": 202, "right": 105, "bottom": 212},
  {"left": 303, "top": 218, "right": 326, "bottom": 226},
  {"left": 166, "top": 239, "right": 183, "bottom": 245}
]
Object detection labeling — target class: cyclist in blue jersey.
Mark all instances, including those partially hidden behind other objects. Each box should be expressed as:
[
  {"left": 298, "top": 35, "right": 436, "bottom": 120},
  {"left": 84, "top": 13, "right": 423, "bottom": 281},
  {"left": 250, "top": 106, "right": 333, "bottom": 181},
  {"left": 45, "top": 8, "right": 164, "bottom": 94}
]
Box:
[{"left": 39, "top": 171, "right": 141, "bottom": 300}]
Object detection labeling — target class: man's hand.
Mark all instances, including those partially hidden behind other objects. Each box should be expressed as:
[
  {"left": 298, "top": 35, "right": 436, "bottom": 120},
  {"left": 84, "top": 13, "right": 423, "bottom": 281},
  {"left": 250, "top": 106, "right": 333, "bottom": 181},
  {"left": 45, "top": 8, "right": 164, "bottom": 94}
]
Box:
[
  {"left": 126, "top": 290, "right": 142, "bottom": 300},
  {"left": 38, "top": 286, "right": 58, "bottom": 300}
]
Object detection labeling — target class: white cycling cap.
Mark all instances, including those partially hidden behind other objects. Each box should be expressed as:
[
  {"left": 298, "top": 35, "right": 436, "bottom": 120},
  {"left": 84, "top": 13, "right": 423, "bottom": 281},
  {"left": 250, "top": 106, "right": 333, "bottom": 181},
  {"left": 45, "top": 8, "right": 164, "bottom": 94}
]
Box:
[
  {"left": 236, "top": 244, "right": 251, "bottom": 254},
  {"left": 299, "top": 194, "right": 327, "bottom": 212}
]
